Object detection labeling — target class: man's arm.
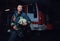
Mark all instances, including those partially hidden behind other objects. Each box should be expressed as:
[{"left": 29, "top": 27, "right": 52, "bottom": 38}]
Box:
[
  {"left": 22, "top": 13, "right": 31, "bottom": 31},
  {"left": 11, "top": 15, "right": 16, "bottom": 26},
  {"left": 10, "top": 14, "right": 17, "bottom": 30},
  {"left": 22, "top": 13, "right": 31, "bottom": 24}
]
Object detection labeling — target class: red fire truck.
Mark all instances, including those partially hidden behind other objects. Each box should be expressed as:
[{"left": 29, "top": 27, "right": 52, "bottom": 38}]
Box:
[{"left": 23, "top": 3, "right": 53, "bottom": 31}]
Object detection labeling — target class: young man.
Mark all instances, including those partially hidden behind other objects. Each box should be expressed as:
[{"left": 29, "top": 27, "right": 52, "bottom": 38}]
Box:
[{"left": 8, "top": 4, "right": 31, "bottom": 41}]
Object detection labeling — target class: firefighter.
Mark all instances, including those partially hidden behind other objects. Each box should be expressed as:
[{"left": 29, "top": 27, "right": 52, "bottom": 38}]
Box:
[{"left": 8, "top": 4, "right": 31, "bottom": 41}]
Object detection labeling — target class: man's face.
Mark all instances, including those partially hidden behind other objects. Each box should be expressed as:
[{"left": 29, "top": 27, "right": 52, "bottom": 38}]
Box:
[{"left": 17, "top": 5, "right": 23, "bottom": 12}]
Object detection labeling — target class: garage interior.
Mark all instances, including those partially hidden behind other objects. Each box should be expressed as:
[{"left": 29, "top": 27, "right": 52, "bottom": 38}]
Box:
[{"left": 0, "top": 0, "right": 60, "bottom": 41}]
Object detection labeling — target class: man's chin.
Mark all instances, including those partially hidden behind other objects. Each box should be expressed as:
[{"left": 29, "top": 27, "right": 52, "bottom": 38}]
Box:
[{"left": 23, "top": 24, "right": 27, "bottom": 27}]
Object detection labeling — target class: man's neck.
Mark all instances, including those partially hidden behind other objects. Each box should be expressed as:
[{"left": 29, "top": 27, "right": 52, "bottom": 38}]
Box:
[{"left": 18, "top": 11, "right": 21, "bottom": 14}]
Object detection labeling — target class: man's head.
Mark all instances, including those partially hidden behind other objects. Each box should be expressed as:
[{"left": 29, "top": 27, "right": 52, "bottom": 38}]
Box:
[{"left": 17, "top": 5, "right": 23, "bottom": 12}]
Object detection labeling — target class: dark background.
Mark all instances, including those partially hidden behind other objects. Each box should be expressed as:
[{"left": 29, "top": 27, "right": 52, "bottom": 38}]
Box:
[
  {"left": 0, "top": 0, "right": 60, "bottom": 41},
  {"left": 0, "top": 0, "right": 59, "bottom": 29}
]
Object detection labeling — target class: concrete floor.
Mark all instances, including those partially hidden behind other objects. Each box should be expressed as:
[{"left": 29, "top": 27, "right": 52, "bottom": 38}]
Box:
[{"left": 0, "top": 30, "right": 60, "bottom": 41}]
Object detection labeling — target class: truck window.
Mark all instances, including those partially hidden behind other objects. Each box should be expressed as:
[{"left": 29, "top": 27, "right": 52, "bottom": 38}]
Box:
[{"left": 28, "top": 4, "right": 37, "bottom": 18}]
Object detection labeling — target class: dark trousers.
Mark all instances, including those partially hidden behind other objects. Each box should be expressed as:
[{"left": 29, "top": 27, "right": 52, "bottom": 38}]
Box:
[{"left": 8, "top": 29, "right": 24, "bottom": 41}]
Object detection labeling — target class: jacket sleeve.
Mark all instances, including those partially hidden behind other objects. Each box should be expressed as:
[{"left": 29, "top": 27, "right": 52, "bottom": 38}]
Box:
[
  {"left": 22, "top": 13, "right": 31, "bottom": 24},
  {"left": 10, "top": 14, "right": 16, "bottom": 26}
]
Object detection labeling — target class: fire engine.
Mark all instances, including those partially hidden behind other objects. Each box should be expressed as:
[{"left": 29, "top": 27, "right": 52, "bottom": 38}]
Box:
[{"left": 23, "top": 3, "right": 53, "bottom": 31}]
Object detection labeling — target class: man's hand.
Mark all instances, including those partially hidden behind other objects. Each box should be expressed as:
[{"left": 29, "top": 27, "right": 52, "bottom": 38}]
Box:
[
  {"left": 13, "top": 25, "right": 17, "bottom": 30},
  {"left": 22, "top": 22, "right": 27, "bottom": 26}
]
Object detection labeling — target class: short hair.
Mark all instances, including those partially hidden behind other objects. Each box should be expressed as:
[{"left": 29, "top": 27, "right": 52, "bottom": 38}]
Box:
[{"left": 16, "top": 4, "right": 23, "bottom": 8}]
